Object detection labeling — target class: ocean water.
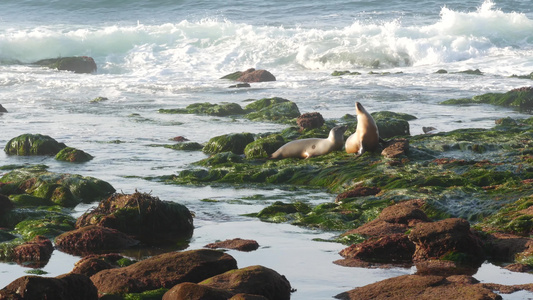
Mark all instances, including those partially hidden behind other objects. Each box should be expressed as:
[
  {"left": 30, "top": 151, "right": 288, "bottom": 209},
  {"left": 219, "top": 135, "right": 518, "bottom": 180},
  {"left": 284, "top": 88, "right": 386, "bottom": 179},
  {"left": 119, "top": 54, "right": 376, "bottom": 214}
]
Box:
[{"left": 1, "top": 0, "right": 533, "bottom": 298}]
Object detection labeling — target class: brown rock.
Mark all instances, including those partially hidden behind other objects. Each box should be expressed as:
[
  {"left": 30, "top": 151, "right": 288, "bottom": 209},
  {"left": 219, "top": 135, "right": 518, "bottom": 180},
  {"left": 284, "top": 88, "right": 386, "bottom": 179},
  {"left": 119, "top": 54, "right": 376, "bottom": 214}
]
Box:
[
  {"left": 381, "top": 138, "right": 409, "bottom": 158},
  {"left": 0, "top": 273, "right": 98, "bottom": 300},
  {"left": 484, "top": 232, "right": 533, "bottom": 261},
  {"left": 408, "top": 218, "right": 485, "bottom": 267},
  {"left": 230, "top": 294, "right": 269, "bottom": 300},
  {"left": 71, "top": 253, "right": 126, "bottom": 277},
  {"left": 55, "top": 225, "right": 139, "bottom": 255},
  {"left": 205, "top": 238, "right": 259, "bottom": 252},
  {"left": 335, "top": 274, "right": 501, "bottom": 300},
  {"left": 12, "top": 235, "right": 54, "bottom": 268},
  {"left": 163, "top": 282, "right": 234, "bottom": 300},
  {"left": 504, "top": 263, "right": 533, "bottom": 273},
  {"left": 76, "top": 192, "right": 194, "bottom": 244},
  {"left": 172, "top": 136, "right": 189, "bottom": 142},
  {"left": 200, "top": 265, "right": 292, "bottom": 300},
  {"left": 296, "top": 112, "right": 325, "bottom": 130},
  {"left": 90, "top": 249, "right": 237, "bottom": 294},
  {"left": 414, "top": 260, "right": 478, "bottom": 276},
  {"left": 237, "top": 68, "right": 276, "bottom": 83},
  {"left": 343, "top": 220, "right": 409, "bottom": 238},
  {"left": 378, "top": 199, "right": 429, "bottom": 224},
  {"left": 481, "top": 282, "right": 533, "bottom": 294},
  {"left": 336, "top": 186, "right": 381, "bottom": 203},
  {"left": 338, "top": 233, "right": 415, "bottom": 264}
]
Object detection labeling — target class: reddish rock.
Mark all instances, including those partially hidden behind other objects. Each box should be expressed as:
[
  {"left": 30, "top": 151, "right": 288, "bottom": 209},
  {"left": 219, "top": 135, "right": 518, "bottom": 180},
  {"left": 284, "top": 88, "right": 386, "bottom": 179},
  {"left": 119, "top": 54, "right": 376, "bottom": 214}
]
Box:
[
  {"left": 408, "top": 218, "right": 485, "bottom": 267},
  {"left": 12, "top": 236, "right": 54, "bottom": 268},
  {"left": 336, "top": 186, "right": 381, "bottom": 203},
  {"left": 205, "top": 238, "right": 259, "bottom": 252},
  {"left": 237, "top": 68, "right": 276, "bottom": 83},
  {"left": 481, "top": 282, "right": 533, "bottom": 294},
  {"left": 163, "top": 282, "right": 234, "bottom": 300},
  {"left": 71, "top": 253, "right": 130, "bottom": 277},
  {"left": 381, "top": 138, "right": 409, "bottom": 158},
  {"left": 296, "top": 112, "right": 325, "bottom": 130},
  {"left": 75, "top": 192, "right": 193, "bottom": 244},
  {"left": 414, "top": 259, "right": 478, "bottom": 276},
  {"left": 90, "top": 249, "right": 237, "bottom": 294},
  {"left": 335, "top": 274, "right": 501, "bottom": 300},
  {"left": 338, "top": 233, "right": 415, "bottom": 264},
  {"left": 55, "top": 225, "right": 139, "bottom": 255},
  {"left": 230, "top": 294, "right": 269, "bottom": 300},
  {"left": 0, "top": 273, "right": 98, "bottom": 300},
  {"left": 504, "top": 263, "right": 533, "bottom": 273},
  {"left": 172, "top": 136, "right": 189, "bottom": 142},
  {"left": 200, "top": 265, "right": 292, "bottom": 300}
]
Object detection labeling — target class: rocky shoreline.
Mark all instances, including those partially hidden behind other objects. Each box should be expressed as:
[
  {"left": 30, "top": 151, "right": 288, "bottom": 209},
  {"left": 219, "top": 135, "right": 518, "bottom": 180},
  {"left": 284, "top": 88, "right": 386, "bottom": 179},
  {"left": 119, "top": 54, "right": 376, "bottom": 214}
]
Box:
[{"left": 1, "top": 76, "right": 533, "bottom": 298}]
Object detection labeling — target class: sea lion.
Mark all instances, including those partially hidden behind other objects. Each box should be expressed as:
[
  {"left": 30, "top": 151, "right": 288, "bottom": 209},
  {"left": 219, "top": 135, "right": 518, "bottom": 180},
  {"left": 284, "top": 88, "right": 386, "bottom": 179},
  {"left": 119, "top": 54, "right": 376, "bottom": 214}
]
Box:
[
  {"left": 345, "top": 102, "right": 380, "bottom": 155},
  {"left": 270, "top": 125, "right": 348, "bottom": 159}
]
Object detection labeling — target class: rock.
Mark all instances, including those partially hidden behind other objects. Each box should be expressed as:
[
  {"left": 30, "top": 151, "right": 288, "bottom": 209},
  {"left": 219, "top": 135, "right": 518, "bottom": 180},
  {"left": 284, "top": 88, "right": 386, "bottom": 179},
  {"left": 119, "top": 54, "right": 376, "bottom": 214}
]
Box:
[
  {"left": 71, "top": 253, "right": 134, "bottom": 277},
  {"left": 244, "top": 97, "right": 301, "bottom": 123},
  {"left": 55, "top": 225, "right": 139, "bottom": 255},
  {"left": 375, "top": 118, "right": 410, "bottom": 138},
  {"left": 163, "top": 282, "right": 234, "bottom": 300},
  {"left": 0, "top": 273, "right": 98, "bottom": 300},
  {"left": 33, "top": 56, "right": 97, "bottom": 74},
  {"left": 244, "top": 134, "right": 285, "bottom": 158},
  {"left": 423, "top": 126, "right": 438, "bottom": 134},
  {"left": 296, "top": 112, "right": 325, "bottom": 130},
  {"left": 408, "top": 218, "right": 485, "bottom": 267},
  {"left": 371, "top": 111, "right": 417, "bottom": 121},
  {"left": 164, "top": 142, "right": 204, "bottom": 151},
  {"left": 203, "top": 133, "right": 255, "bottom": 155},
  {"left": 12, "top": 235, "right": 54, "bottom": 268},
  {"left": 338, "top": 233, "right": 415, "bottom": 264},
  {"left": 205, "top": 238, "right": 260, "bottom": 252},
  {"left": 483, "top": 232, "right": 533, "bottom": 261},
  {"left": 381, "top": 138, "right": 409, "bottom": 158},
  {"left": 55, "top": 147, "right": 94, "bottom": 162},
  {"left": 504, "top": 263, "right": 533, "bottom": 273},
  {"left": 90, "top": 96, "right": 108, "bottom": 103},
  {"left": 159, "top": 102, "right": 246, "bottom": 116},
  {"left": 199, "top": 265, "right": 292, "bottom": 300},
  {"left": 229, "top": 83, "right": 251, "bottom": 88},
  {"left": 331, "top": 70, "right": 361, "bottom": 76},
  {"left": 0, "top": 104, "right": 7, "bottom": 112},
  {"left": 90, "top": 249, "right": 237, "bottom": 294},
  {"left": 171, "top": 136, "right": 189, "bottom": 142},
  {"left": 335, "top": 274, "right": 501, "bottom": 300},
  {"left": 436, "top": 69, "right": 448, "bottom": 74},
  {"left": 414, "top": 259, "right": 479, "bottom": 276},
  {"left": 221, "top": 68, "right": 276, "bottom": 83},
  {"left": 335, "top": 186, "right": 381, "bottom": 203},
  {"left": 4, "top": 133, "right": 67, "bottom": 156},
  {"left": 457, "top": 69, "right": 483, "bottom": 75},
  {"left": 0, "top": 193, "right": 14, "bottom": 214},
  {"left": 75, "top": 192, "right": 194, "bottom": 244},
  {"left": 230, "top": 294, "right": 269, "bottom": 300},
  {"left": 9, "top": 194, "right": 54, "bottom": 207}
]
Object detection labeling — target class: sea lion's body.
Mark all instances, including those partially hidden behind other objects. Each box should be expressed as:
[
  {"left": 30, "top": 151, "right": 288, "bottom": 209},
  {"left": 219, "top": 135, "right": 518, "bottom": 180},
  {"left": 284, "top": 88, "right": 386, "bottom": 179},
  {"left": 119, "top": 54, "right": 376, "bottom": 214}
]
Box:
[
  {"left": 345, "top": 102, "right": 380, "bottom": 155},
  {"left": 270, "top": 125, "right": 347, "bottom": 159}
]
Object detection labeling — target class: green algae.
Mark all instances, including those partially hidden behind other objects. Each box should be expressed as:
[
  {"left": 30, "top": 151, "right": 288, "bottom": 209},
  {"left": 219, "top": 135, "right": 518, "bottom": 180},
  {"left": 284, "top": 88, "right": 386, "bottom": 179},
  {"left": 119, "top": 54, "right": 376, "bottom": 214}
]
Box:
[
  {"left": 4, "top": 134, "right": 66, "bottom": 156},
  {"left": 441, "top": 87, "right": 533, "bottom": 112},
  {"left": 474, "top": 196, "right": 533, "bottom": 236},
  {"left": 159, "top": 102, "right": 245, "bottom": 116},
  {"left": 203, "top": 133, "right": 254, "bottom": 155},
  {"left": 14, "top": 214, "right": 76, "bottom": 240},
  {"left": 244, "top": 97, "right": 300, "bottom": 122},
  {"left": 244, "top": 134, "right": 285, "bottom": 158},
  {"left": 9, "top": 194, "right": 54, "bottom": 207}
]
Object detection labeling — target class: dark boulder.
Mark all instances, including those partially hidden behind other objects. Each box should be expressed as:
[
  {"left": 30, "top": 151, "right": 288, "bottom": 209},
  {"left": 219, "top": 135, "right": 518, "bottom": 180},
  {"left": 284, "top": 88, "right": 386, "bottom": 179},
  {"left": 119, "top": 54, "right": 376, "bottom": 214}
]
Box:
[
  {"left": 55, "top": 147, "right": 94, "bottom": 162},
  {"left": 71, "top": 253, "right": 133, "bottom": 277},
  {"left": 0, "top": 104, "right": 7, "bottom": 112},
  {"left": 221, "top": 68, "right": 276, "bottom": 83},
  {"left": 203, "top": 133, "right": 255, "bottom": 155},
  {"left": 338, "top": 233, "right": 415, "bottom": 264},
  {"left": 12, "top": 235, "right": 54, "bottom": 268},
  {"left": 90, "top": 249, "right": 237, "bottom": 294},
  {"left": 296, "top": 112, "right": 325, "bottom": 130},
  {"left": 33, "top": 56, "right": 97, "bottom": 74},
  {"left": 0, "top": 273, "right": 98, "bottom": 300}
]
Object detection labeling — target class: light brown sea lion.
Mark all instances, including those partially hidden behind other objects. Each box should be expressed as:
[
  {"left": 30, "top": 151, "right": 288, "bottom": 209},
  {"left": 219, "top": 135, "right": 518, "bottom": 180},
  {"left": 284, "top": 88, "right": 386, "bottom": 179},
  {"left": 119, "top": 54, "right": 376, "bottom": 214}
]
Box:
[
  {"left": 270, "top": 125, "right": 348, "bottom": 159},
  {"left": 345, "top": 102, "right": 380, "bottom": 155}
]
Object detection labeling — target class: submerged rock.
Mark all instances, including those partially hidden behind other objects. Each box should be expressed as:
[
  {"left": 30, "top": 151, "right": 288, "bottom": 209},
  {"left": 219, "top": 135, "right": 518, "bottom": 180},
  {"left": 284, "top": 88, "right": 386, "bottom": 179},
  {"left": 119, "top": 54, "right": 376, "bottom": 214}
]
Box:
[
  {"left": 75, "top": 192, "right": 193, "bottom": 244},
  {"left": 55, "top": 147, "right": 93, "bottom": 162},
  {"left": 441, "top": 86, "right": 533, "bottom": 112},
  {"left": 205, "top": 238, "right": 259, "bottom": 252},
  {"left": 90, "top": 249, "right": 237, "bottom": 294},
  {"left": 221, "top": 68, "right": 276, "bottom": 83},
  {"left": 159, "top": 102, "right": 245, "bottom": 116},
  {"left": 33, "top": 56, "right": 97, "bottom": 74},
  {"left": 0, "top": 273, "right": 98, "bottom": 300},
  {"left": 4, "top": 133, "right": 66, "bottom": 156}
]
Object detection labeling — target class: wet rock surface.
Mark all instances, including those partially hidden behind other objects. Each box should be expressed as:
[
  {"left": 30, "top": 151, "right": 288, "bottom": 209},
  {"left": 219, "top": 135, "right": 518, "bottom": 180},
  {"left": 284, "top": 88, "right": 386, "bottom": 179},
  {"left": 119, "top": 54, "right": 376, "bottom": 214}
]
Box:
[
  {"left": 205, "top": 238, "right": 260, "bottom": 252},
  {"left": 55, "top": 225, "right": 139, "bottom": 255}
]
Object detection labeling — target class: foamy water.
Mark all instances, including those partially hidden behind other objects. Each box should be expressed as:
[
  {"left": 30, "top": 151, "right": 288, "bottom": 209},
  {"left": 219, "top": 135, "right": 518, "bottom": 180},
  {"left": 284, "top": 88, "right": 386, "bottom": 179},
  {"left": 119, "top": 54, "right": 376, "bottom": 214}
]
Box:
[{"left": 1, "top": 0, "right": 533, "bottom": 299}]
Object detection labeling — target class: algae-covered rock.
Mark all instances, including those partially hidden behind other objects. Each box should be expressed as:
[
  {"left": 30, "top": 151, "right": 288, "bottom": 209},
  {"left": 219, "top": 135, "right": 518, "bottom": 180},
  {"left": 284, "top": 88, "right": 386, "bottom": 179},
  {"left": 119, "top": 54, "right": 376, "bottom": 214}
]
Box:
[
  {"left": 331, "top": 70, "right": 361, "bottom": 76},
  {"left": 221, "top": 68, "right": 276, "bottom": 83},
  {"left": 4, "top": 134, "right": 66, "bottom": 156},
  {"left": 76, "top": 192, "right": 194, "bottom": 244},
  {"left": 244, "top": 97, "right": 301, "bottom": 123},
  {"left": 203, "top": 133, "right": 254, "bottom": 155},
  {"left": 90, "top": 249, "right": 237, "bottom": 294},
  {"left": 33, "top": 56, "right": 97, "bottom": 74},
  {"left": 9, "top": 194, "right": 54, "bottom": 207},
  {"left": 0, "top": 166, "right": 115, "bottom": 204},
  {"left": 371, "top": 111, "right": 417, "bottom": 121},
  {"left": 375, "top": 118, "right": 410, "bottom": 138},
  {"left": 164, "top": 142, "right": 204, "bottom": 151},
  {"left": 244, "top": 134, "right": 285, "bottom": 158},
  {"left": 55, "top": 147, "right": 93, "bottom": 162},
  {"left": 159, "top": 102, "right": 245, "bottom": 116},
  {"left": 441, "top": 86, "right": 533, "bottom": 112},
  {"left": 14, "top": 214, "right": 76, "bottom": 241}
]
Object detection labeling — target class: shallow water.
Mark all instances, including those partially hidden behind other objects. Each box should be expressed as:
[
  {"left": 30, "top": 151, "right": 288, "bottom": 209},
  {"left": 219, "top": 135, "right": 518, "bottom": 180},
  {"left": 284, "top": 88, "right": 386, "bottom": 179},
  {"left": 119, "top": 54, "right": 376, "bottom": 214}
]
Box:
[{"left": 1, "top": 0, "right": 533, "bottom": 298}]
